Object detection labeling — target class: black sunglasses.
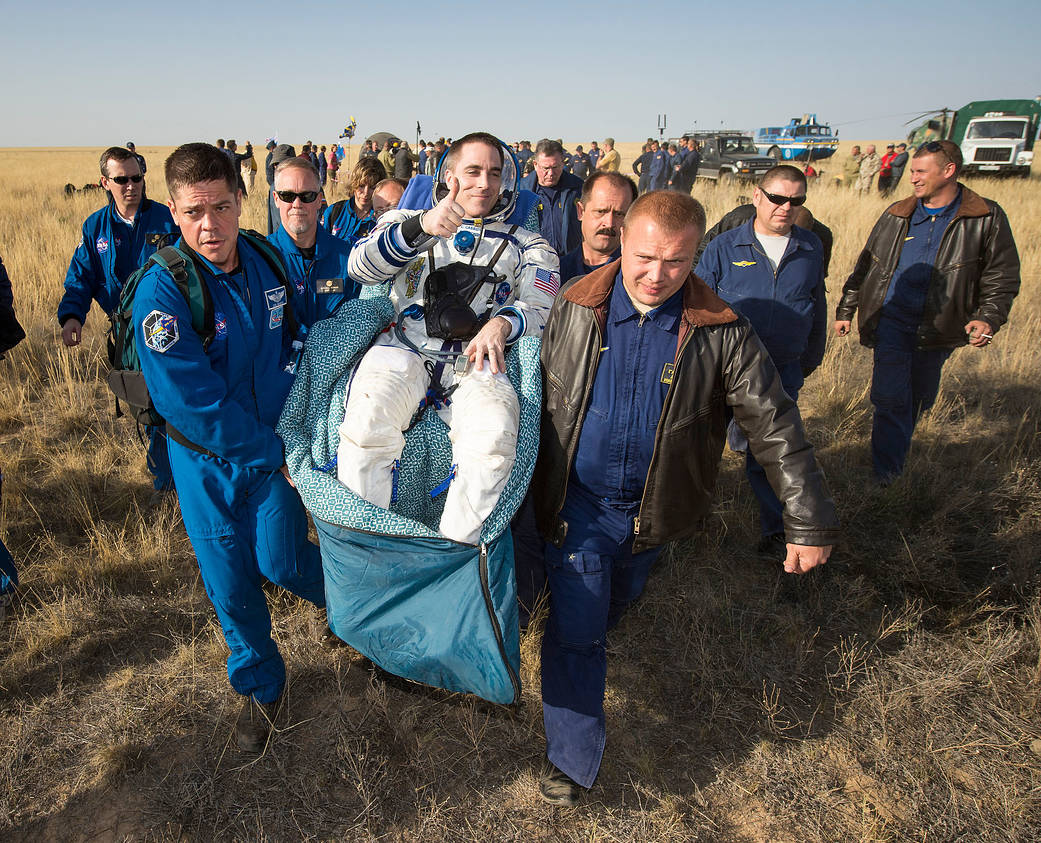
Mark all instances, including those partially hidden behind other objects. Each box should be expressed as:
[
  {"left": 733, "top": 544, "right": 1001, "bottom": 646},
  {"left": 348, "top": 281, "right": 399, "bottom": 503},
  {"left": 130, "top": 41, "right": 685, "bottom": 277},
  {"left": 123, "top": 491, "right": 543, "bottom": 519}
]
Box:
[
  {"left": 761, "top": 189, "right": 807, "bottom": 207},
  {"left": 920, "top": 140, "right": 953, "bottom": 161},
  {"left": 110, "top": 174, "right": 143, "bottom": 185},
  {"left": 275, "top": 190, "right": 319, "bottom": 204}
]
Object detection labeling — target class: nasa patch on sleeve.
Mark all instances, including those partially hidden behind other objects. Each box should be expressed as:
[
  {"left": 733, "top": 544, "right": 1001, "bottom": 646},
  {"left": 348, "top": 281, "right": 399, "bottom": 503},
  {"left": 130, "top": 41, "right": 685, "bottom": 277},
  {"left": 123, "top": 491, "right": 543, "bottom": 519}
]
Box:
[{"left": 142, "top": 310, "right": 179, "bottom": 353}]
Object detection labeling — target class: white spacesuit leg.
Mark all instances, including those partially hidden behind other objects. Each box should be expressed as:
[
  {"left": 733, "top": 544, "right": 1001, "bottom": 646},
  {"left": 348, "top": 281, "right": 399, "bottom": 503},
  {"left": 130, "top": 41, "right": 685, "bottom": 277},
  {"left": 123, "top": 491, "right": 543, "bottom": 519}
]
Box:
[
  {"left": 337, "top": 344, "right": 429, "bottom": 508},
  {"left": 439, "top": 366, "right": 520, "bottom": 545}
]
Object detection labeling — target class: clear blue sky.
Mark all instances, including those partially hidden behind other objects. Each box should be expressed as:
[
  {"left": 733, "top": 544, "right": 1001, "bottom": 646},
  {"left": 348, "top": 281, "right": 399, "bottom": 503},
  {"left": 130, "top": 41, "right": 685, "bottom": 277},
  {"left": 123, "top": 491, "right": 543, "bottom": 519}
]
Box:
[{"left": 2, "top": 0, "right": 1039, "bottom": 147}]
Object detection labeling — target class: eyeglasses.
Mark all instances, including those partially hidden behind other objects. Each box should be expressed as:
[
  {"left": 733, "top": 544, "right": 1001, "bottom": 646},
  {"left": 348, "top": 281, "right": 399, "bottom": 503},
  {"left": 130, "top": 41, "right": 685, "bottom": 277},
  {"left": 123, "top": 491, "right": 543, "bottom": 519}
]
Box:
[
  {"left": 109, "top": 174, "right": 143, "bottom": 185},
  {"left": 275, "top": 190, "right": 319, "bottom": 204},
  {"left": 760, "top": 189, "right": 807, "bottom": 207}
]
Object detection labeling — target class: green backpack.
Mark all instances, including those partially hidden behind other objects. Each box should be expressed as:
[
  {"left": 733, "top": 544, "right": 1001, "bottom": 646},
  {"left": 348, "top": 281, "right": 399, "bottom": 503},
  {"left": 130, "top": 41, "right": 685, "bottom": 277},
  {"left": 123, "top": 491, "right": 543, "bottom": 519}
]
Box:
[{"left": 106, "top": 229, "right": 298, "bottom": 429}]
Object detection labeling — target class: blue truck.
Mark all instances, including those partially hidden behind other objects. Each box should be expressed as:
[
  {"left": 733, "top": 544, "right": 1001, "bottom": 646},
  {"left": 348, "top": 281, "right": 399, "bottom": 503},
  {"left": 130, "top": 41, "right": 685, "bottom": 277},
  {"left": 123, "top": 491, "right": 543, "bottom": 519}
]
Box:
[{"left": 754, "top": 114, "right": 839, "bottom": 162}]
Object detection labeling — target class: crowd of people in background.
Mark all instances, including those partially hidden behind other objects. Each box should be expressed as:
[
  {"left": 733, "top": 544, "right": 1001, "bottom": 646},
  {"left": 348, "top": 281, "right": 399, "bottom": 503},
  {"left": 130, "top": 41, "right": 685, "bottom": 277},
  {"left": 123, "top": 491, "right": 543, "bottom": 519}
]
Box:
[
  {"left": 842, "top": 141, "right": 910, "bottom": 195},
  {"left": 0, "top": 127, "right": 1022, "bottom": 807}
]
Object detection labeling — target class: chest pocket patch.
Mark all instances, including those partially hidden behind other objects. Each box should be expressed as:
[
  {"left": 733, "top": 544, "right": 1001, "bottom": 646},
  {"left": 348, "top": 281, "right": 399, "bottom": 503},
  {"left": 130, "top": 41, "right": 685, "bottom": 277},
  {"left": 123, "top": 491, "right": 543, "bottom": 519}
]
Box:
[{"left": 265, "top": 287, "right": 287, "bottom": 311}]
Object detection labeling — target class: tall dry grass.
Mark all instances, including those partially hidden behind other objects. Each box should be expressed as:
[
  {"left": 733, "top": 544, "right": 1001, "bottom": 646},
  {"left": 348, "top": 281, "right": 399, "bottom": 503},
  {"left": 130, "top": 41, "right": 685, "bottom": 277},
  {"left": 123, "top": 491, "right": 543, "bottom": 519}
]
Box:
[{"left": 0, "top": 145, "right": 1039, "bottom": 841}]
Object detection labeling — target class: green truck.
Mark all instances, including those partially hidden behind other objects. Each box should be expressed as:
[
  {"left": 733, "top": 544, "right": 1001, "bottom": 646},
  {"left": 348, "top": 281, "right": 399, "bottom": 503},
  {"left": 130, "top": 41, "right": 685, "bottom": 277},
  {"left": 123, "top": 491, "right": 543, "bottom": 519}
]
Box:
[{"left": 907, "top": 98, "right": 1041, "bottom": 177}]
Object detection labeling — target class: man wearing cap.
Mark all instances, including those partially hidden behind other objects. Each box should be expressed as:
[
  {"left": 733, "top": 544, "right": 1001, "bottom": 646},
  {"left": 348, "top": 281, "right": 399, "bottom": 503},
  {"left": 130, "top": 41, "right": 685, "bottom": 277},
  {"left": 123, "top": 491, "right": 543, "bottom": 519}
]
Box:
[
  {"left": 885, "top": 143, "right": 909, "bottom": 196},
  {"left": 596, "top": 138, "right": 620, "bottom": 173},
  {"left": 57, "top": 145, "right": 179, "bottom": 493},
  {"left": 695, "top": 165, "right": 827, "bottom": 556},
  {"left": 265, "top": 143, "right": 297, "bottom": 235},
  {"left": 126, "top": 142, "right": 146, "bottom": 174},
  {"left": 877, "top": 143, "right": 897, "bottom": 194},
  {"left": 835, "top": 140, "right": 1021, "bottom": 483}
]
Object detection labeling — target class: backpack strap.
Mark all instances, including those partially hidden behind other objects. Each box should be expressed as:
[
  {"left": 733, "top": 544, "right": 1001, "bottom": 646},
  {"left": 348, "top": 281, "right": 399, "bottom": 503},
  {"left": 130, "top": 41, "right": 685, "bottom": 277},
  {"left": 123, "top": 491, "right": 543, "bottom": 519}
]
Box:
[
  {"left": 240, "top": 229, "right": 301, "bottom": 341},
  {"left": 152, "top": 246, "right": 216, "bottom": 351},
  {"left": 325, "top": 199, "right": 348, "bottom": 233}
]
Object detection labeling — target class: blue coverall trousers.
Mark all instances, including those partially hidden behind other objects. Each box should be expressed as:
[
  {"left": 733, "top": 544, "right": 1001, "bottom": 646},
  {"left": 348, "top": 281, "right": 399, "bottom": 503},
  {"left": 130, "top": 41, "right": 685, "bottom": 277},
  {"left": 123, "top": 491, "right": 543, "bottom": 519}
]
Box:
[
  {"left": 170, "top": 440, "right": 325, "bottom": 703},
  {"left": 146, "top": 425, "right": 173, "bottom": 491},
  {"left": 0, "top": 468, "right": 15, "bottom": 595},
  {"left": 541, "top": 485, "right": 659, "bottom": 788},
  {"left": 870, "top": 319, "right": 953, "bottom": 482}
]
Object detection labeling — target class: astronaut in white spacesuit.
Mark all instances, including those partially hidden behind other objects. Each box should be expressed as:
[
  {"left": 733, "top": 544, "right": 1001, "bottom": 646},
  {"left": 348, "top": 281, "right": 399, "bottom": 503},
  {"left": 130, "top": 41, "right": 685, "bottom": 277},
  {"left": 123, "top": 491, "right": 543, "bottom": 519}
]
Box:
[{"left": 341, "top": 132, "right": 560, "bottom": 544}]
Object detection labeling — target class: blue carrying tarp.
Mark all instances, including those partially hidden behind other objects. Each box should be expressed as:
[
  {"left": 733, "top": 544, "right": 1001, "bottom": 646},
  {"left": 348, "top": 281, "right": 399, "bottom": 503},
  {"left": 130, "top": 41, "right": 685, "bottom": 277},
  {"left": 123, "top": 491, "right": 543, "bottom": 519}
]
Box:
[{"left": 277, "top": 297, "right": 541, "bottom": 704}]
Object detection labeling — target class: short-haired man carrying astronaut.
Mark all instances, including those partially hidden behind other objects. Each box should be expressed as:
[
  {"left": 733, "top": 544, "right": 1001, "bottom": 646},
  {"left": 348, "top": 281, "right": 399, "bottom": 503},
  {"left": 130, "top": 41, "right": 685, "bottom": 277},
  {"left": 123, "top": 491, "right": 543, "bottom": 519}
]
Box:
[{"left": 343, "top": 132, "right": 559, "bottom": 544}]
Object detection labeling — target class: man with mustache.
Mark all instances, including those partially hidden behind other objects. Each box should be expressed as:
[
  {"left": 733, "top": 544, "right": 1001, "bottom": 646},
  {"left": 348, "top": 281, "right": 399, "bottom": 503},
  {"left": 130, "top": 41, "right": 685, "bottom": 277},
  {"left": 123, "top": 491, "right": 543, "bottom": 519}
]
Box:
[
  {"left": 559, "top": 172, "right": 638, "bottom": 283},
  {"left": 515, "top": 171, "right": 639, "bottom": 627}
]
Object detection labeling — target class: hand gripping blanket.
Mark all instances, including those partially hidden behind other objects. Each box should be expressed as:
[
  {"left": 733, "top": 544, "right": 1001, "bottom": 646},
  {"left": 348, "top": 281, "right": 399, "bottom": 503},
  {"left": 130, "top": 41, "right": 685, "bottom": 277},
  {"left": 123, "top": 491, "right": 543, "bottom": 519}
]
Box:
[{"left": 278, "top": 296, "right": 541, "bottom": 704}]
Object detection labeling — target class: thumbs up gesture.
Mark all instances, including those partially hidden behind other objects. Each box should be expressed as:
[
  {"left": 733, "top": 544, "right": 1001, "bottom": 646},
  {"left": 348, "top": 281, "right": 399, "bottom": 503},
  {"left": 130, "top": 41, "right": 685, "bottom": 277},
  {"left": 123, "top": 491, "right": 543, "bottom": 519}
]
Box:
[{"left": 421, "top": 176, "right": 465, "bottom": 238}]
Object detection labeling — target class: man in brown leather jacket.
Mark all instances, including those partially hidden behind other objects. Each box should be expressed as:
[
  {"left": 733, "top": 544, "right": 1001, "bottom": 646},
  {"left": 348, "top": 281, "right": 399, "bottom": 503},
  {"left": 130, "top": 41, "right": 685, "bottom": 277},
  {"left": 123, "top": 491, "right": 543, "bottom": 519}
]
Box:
[
  {"left": 834, "top": 140, "right": 1020, "bottom": 483},
  {"left": 531, "top": 190, "right": 839, "bottom": 805}
]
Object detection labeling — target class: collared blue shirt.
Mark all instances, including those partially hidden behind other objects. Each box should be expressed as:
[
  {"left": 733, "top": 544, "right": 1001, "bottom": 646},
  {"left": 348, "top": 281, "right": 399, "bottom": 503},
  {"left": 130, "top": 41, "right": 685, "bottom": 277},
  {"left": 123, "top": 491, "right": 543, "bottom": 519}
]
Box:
[
  {"left": 694, "top": 217, "right": 826, "bottom": 370},
  {"left": 268, "top": 224, "right": 359, "bottom": 328},
  {"left": 559, "top": 245, "right": 621, "bottom": 283},
  {"left": 882, "top": 189, "right": 963, "bottom": 328},
  {"left": 571, "top": 270, "right": 683, "bottom": 502}
]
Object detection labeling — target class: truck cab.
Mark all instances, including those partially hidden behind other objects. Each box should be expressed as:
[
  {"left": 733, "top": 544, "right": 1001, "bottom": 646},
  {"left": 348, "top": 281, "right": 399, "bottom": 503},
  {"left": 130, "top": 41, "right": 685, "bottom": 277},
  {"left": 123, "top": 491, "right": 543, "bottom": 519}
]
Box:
[
  {"left": 961, "top": 115, "right": 1034, "bottom": 177},
  {"left": 691, "top": 132, "right": 775, "bottom": 183}
]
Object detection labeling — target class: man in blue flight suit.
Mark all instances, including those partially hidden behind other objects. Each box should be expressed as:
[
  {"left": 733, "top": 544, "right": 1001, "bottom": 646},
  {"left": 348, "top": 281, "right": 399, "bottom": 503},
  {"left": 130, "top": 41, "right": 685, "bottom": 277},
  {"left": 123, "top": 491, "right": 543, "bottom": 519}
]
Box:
[
  {"left": 58, "top": 146, "right": 180, "bottom": 493},
  {"left": 519, "top": 138, "right": 583, "bottom": 257},
  {"left": 533, "top": 190, "right": 838, "bottom": 804},
  {"left": 646, "top": 140, "right": 670, "bottom": 192},
  {"left": 268, "top": 157, "right": 358, "bottom": 324},
  {"left": 133, "top": 143, "right": 326, "bottom": 752},
  {"left": 695, "top": 165, "right": 826, "bottom": 556}
]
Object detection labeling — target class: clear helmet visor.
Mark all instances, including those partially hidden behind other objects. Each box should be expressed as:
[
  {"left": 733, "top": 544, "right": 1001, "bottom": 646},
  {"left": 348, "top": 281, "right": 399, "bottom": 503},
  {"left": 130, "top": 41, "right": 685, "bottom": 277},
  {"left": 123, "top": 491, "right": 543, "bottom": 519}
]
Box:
[{"left": 431, "top": 136, "right": 519, "bottom": 223}]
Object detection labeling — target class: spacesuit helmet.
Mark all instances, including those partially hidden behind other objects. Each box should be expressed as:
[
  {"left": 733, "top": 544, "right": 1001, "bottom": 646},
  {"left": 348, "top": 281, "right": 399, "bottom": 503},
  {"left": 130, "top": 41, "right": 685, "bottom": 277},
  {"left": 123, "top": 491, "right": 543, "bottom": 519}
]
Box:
[{"left": 432, "top": 133, "right": 518, "bottom": 224}]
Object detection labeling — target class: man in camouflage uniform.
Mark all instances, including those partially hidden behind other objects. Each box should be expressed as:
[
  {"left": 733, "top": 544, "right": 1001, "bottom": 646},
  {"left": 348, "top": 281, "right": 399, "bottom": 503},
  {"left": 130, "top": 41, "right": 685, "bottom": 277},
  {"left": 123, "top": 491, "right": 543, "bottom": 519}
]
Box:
[
  {"left": 843, "top": 144, "right": 863, "bottom": 187},
  {"left": 856, "top": 144, "right": 881, "bottom": 194}
]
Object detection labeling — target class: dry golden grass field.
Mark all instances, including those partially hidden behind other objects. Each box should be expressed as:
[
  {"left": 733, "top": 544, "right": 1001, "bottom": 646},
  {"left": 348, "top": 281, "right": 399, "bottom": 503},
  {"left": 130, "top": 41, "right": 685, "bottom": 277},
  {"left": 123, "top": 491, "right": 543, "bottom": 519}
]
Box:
[{"left": 1, "top": 142, "right": 1040, "bottom": 841}]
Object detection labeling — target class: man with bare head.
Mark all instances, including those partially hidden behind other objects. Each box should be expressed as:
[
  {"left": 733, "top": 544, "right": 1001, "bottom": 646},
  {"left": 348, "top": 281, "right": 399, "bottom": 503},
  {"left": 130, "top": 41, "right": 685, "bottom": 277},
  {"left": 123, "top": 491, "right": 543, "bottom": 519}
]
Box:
[
  {"left": 695, "top": 165, "right": 827, "bottom": 556},
  {"left": 371, "top": 177, "right": 406, "bottom": 219},
  {"left": 835, "top": 139, "right": 1020, "bottom": 483},
  {"left": 519, "top": 138, "right": 584, "bottom": 257},
  {"left": 533, "top": 188, "right": 838, "bottom": 804},
  {"left": 559, "top": 171, "right": 638, "bottom": 281},
  {"left": 132, "top": 143, "right": 326, "bottom": 753},
  {"left": 57, "top": 145, "right": 180, "bottom": 491},
  {"left": 856, "top": 143, "right": 882, "bottom": 193},
  {"left": 268, "top": 157, "right": 358, "bottom": 322},
  {"left": 344, "top": 132, "right": 558, "bottom": 545}
]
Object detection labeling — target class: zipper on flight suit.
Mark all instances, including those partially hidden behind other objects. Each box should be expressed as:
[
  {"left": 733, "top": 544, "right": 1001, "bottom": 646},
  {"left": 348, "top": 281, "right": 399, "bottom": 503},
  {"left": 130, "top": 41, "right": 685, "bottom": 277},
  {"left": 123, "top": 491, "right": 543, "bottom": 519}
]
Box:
[{"left": 634, "top": 327, "right": 696, "bottom": 540}]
